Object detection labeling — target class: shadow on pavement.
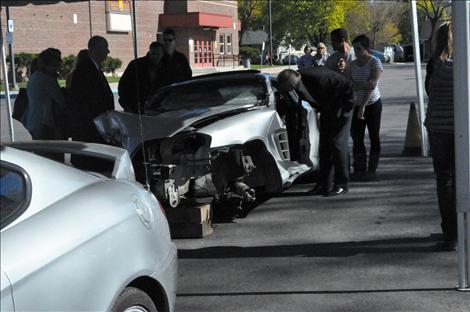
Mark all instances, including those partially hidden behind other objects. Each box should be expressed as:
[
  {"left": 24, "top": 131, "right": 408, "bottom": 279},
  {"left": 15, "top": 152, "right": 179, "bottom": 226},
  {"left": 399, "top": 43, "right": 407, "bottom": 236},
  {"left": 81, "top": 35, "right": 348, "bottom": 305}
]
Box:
[
  {"left": 177, "top": 287, "right": 456, "bottom": 297},
  {"left": 178, "top": 234, "right": 445, "bottom": 259}
]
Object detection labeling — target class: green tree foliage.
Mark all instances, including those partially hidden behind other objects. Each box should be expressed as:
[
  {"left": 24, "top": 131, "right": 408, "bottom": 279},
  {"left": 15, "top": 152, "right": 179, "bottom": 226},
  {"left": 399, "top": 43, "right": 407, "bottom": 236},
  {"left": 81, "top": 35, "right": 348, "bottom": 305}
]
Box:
[
  {"left": 368, "top": 1, "right": 404, "bottom": 48},
  {"left": 415, "top": 0, "right": 451, "bottom": 44},
  {"left": 59, "top": 54, "right": 77, "bottom": 80},
  {"left": 342, "top": 0, "right": 371, "bottom": 41},
  {"left": 10, "top": 52, "right": 38, "bottom": 82},
  {"left": 102, "top": 56, "right": 122, "bottom": 76},
  {"left": 247, "top": 0, "right": 370, "bottom": 51},
  {"left": 238, "top": 0, "right": 265, "bottom": 45}
]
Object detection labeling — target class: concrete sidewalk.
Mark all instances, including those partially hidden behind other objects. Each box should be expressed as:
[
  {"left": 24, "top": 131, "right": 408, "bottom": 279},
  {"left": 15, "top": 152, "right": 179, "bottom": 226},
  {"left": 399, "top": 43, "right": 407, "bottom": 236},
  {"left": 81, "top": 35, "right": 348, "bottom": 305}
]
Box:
[{"left": 174, "top": 64, "right": 469, "bottom": 312}]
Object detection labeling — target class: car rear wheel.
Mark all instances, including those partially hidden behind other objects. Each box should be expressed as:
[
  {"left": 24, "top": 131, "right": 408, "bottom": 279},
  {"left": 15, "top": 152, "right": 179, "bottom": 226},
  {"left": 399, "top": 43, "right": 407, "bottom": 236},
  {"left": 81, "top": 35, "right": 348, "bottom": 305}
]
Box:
[{"left": 112, "top": 287, "right": 158, "bottom": 312}]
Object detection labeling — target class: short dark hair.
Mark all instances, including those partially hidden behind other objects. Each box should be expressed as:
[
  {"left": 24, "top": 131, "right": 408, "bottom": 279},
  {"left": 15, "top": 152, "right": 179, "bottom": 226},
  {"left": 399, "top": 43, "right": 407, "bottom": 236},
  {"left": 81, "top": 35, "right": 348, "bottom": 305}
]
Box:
[
  {"left": 88, "top": 35, "right": 107, "bottom": 50},
  {"left": 37, "top": 48, "right": 61, "bottom": 68},
  {"left": 352, "top": 34, "right": 371, "bottom": 51},
  {"left": 149, "top": 41, "right": 164, "bottom": 51},
  {"left": 163, "top": 28, "right": 176, "bottom": 39},
  {"left": 331, "top": 28, "right": 348, "bottom": 41},
  {"left": 277, "top": 69, "right": 301, "bottom": 91}
]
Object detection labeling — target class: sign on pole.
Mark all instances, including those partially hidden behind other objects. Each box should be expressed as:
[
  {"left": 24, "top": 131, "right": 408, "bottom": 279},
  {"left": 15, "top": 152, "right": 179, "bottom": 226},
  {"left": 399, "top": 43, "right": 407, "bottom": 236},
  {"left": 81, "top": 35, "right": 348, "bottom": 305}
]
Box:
[{"left": 7, "top": 19, "right": 13, "bottom": 32}]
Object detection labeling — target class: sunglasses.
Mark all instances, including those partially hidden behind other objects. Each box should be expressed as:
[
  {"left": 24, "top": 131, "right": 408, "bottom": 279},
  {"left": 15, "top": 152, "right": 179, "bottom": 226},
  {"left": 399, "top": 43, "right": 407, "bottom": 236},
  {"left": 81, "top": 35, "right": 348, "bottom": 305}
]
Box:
[{"left": 163, "top": 39, "right": 174, "bottom": 42}]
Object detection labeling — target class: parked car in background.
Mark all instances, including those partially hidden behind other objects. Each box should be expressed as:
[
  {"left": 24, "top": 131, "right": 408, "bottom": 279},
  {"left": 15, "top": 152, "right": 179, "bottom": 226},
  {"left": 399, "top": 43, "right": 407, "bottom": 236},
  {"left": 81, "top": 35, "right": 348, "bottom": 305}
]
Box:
[
  {"left": 95, "top": 70, "right": 319, "bottom": 215},
  {"left": 371, "top": 49, "right": 390, "bottom": 63},
  {"left": 282, "top": 54, "right": 300, "bottom": 65},
  {"left": 1, "top": 142, "right": 177, "bottom": 312}
]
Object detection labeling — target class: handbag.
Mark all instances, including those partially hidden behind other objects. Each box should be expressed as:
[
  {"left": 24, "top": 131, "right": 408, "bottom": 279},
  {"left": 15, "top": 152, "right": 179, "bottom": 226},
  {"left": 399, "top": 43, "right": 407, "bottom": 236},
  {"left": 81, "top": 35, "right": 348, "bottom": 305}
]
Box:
[{"left": 12, "top": 87, "right": 28, "bottom": 126}]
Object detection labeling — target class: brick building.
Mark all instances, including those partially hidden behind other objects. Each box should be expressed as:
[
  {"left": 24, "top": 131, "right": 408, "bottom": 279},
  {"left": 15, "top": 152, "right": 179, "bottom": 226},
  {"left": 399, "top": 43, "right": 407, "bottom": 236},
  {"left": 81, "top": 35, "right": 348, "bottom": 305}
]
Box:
[{"left": 0, "top": 0, "right": 239, "bottom": 72}]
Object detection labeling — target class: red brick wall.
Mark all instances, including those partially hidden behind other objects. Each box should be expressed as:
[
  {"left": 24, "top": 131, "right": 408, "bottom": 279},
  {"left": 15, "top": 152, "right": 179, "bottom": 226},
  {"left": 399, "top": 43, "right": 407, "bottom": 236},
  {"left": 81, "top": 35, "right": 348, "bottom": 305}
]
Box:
[
  {"left": 1, "top": 0, "right": 238, "bottom": 69},
  {"left": 1, "top": 1, "right": 163, "bottom": 72}
]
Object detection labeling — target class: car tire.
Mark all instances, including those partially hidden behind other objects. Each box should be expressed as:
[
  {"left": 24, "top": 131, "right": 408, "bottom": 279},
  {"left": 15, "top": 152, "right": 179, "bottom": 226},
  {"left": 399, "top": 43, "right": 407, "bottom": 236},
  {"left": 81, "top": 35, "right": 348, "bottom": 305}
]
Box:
[{"left": 111, "top": 287, "right": 158, "bottom": 312}]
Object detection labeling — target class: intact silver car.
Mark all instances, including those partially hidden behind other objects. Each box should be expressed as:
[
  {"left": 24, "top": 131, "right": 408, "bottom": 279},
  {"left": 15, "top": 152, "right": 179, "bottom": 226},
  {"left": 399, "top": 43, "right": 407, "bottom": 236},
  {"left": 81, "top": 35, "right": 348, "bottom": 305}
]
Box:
[
  {"left": 0, "top": 142, "right": 177, "bottom": 312},
  {"left": 96, "top": 70, "right": 319, "bottom": 212}
]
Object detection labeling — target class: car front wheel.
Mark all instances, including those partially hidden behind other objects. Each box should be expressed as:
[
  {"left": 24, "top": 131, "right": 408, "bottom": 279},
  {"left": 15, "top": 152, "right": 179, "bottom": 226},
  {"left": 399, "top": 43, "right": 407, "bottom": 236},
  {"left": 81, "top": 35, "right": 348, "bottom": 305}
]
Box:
[{"left": 111, "top": 287, "right": 158, "bottom": 312}]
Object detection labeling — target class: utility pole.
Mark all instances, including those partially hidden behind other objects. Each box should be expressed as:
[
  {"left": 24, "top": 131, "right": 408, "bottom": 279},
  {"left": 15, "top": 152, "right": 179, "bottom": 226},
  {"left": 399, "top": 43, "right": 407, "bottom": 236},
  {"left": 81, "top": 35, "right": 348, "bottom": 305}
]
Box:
[
  {"left": 269, "top": 0, "right": 273, "bottom": 66},
  {"left": 5, "top": 1, "right": 17, "bottom": 89}
]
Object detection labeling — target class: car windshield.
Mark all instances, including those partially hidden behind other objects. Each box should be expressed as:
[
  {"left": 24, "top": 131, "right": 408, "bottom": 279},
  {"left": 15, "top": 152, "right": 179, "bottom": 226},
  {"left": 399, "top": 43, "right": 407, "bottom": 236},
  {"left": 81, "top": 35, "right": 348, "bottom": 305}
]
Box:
[{"left": 147, "top": 77, "right": 267, "bottom": 112}]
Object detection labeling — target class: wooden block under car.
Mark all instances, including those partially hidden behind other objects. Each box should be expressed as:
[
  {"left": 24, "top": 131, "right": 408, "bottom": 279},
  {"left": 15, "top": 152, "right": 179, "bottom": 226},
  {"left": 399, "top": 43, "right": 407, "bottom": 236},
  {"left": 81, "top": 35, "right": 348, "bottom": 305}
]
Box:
[{"left": 165, "top": 203, "right": 213, "bottom": 238}]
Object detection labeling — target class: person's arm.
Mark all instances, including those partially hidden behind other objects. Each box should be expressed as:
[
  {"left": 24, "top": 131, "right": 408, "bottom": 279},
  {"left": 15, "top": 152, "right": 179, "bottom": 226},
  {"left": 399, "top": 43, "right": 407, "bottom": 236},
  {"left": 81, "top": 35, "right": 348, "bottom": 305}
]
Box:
[
  {"left": 297, "top": 80, "right": 320, "bottom": 110},
  {"left": 424, "top": 60, "right": 434, "bottom": 96}
]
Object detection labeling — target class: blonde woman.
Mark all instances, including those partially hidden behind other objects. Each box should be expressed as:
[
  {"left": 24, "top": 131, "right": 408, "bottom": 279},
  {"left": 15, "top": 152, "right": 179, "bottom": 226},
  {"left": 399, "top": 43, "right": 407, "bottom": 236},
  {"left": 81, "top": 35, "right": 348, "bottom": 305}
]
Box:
[
  {"left": 424, "top": 22, "right": 456, "bottom": 251},
  {"left": 313, "top": 42, "right": 330, "bottom": 67}
]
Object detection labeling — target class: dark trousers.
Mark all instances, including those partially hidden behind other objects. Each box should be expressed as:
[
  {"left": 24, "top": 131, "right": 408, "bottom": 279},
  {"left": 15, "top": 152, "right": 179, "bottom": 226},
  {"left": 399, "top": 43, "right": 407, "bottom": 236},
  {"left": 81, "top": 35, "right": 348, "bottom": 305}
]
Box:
[
  {"left": 428, "top": 132, "right": 457, "bottom": 241},
  {"left": 351, "top": 98, "right": 382, "bottom": 174},
  {"left": 318, "top": 111, "right": 352, "bottom": 189}
]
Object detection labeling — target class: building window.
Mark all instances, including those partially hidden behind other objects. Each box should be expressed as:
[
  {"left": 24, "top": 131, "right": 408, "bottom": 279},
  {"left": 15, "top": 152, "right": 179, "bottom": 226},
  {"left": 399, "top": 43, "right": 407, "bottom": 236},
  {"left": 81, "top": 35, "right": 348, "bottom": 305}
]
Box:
[
  {"left": 219, "top": 34, "right": 225, "bottom": 54},
  {"left": 226, "top": 34, "right": 232, "bottom": 54}
]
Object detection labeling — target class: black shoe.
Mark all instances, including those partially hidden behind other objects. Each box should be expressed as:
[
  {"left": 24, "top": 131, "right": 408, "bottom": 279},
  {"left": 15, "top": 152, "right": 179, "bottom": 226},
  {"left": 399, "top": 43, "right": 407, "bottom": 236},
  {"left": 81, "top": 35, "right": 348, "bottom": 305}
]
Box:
[
  {"left": 325, "top": 186, "right": 348, "bottom": 197},
  {"left": 441, "top": 240, "right": 457, "bottom": 252},
  {"left": 307, "top": 185, "right": 328, "bottom": 196}
]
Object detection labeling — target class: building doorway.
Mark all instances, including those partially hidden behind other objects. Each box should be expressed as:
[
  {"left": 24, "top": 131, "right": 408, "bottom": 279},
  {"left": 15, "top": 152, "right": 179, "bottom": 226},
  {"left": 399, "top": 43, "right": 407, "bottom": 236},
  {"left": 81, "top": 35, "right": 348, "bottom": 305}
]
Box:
[{"left": 194, "top": 40, "right": 213, "bottom": 67}]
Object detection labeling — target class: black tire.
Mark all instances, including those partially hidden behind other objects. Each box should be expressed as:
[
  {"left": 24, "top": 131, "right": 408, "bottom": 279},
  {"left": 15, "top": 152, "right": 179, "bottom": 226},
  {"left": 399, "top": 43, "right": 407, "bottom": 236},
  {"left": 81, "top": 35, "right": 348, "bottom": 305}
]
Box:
[{"left": 111, "top": 287, "right": 158, "bottom": 312}]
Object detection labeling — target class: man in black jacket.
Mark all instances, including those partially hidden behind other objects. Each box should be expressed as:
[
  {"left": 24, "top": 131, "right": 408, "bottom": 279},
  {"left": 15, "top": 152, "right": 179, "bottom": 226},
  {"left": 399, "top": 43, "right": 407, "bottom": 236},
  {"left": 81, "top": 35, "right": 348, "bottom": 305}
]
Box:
[
  {"left": 118, "top": 41, "right": 166, "bottom": 113},
  {"left": 162, "top": 28, "right": 192, "bottom": 84},
  {"left": 278, "top": 68, "right": 354, "bottom": 196},
  {"left": 69, "top": 35, "right": 115, "bottom": 170}
]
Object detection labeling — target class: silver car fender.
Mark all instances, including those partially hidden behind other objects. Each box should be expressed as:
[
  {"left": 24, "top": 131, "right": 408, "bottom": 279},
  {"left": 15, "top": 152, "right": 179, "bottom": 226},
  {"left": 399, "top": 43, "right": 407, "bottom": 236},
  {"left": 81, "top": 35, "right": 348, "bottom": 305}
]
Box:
[{"left": 1, "top": 181, "right": 172, "bottom": 311}]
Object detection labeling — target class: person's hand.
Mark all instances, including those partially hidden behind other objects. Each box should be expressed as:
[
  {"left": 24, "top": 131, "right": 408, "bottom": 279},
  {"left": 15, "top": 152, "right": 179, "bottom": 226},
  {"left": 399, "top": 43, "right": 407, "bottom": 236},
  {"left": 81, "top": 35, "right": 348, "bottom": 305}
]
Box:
[
  {"left": 357, "top": 105, "right": 366, "bottom": 120},
  {"left": 337, "top": 58, "right": 346, "bottom": 72}
]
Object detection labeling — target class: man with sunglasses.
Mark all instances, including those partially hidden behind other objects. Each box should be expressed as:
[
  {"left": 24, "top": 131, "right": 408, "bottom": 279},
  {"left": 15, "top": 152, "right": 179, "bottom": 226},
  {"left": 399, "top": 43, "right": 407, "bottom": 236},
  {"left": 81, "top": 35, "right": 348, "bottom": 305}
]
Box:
[{"left": 162, "top": 28, "right": 192, "bottom": 85}]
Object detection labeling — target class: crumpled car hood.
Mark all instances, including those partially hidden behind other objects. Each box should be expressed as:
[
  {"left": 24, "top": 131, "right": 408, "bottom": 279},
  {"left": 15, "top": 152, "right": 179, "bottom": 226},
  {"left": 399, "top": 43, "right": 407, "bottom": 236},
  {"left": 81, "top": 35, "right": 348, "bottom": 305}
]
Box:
[{"left": 95, "top": 105, "right": 253, "bottom": 155}]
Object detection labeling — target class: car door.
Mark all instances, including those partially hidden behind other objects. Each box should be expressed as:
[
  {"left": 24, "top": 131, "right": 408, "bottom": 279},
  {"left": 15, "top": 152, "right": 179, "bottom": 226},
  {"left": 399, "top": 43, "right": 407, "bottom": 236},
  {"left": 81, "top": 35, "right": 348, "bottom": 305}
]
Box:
[
  {"left": 270, "top": 79, "right": 319, "bottom": 182},
  {"left": 1, "top": 270, "right": 14, "bottom": 311}
]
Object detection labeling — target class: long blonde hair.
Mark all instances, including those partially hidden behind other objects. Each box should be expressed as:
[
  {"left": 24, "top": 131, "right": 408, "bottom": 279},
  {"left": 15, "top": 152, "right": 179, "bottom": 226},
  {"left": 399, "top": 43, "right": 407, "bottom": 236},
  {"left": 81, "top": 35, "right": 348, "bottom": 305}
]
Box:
[{"left": 432, "top": 22, "right": 452, "bottom": 63}]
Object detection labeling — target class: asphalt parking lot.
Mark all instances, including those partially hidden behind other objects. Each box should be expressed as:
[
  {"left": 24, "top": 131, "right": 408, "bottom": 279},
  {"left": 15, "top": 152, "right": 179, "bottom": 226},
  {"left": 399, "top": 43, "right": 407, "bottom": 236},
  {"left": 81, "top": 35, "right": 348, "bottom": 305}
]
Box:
[{"left": 173, "top": 64, "right": 470, "bottom": 312}]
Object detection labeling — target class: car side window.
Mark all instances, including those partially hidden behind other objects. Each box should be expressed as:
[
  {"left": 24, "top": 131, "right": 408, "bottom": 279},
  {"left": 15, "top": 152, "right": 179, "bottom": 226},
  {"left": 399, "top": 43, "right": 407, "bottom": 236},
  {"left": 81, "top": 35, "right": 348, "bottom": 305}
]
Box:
[{"left": 1, "top": 163, "right": 30, "bottom": 229}]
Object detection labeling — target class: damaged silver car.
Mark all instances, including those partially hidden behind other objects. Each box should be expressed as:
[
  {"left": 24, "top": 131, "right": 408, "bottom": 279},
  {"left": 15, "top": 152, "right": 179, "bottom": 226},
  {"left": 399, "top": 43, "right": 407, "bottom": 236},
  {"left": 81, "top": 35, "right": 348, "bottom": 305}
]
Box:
[{"left": 95, "top": 70, "right": 319, "bottom": 214}]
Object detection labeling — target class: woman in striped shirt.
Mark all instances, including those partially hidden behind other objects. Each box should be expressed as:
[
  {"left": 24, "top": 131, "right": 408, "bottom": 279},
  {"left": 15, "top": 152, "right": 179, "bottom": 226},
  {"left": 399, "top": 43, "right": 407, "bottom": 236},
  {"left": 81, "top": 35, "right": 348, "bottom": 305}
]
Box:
[{"left": 348, "top": 34, "right": 384, "bottom": 182}]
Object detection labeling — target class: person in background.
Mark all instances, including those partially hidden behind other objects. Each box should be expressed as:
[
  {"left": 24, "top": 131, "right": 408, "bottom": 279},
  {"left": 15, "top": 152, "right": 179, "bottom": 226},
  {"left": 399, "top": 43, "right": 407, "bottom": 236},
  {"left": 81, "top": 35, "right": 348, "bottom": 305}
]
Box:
[
  {"left": 298, "top": 46, "right": 314, "bottom": 70},
  {"left": 348, "top": 34, "right": 383, "bottom": 182},
  {"left": 326, "top": 28, "right": 355, "bottom": 75},
  {"left": 69, "top": 35, "right": 115, "bottom": 170},
  {"left": 313, "top": 42, "right": 330, "bottom": 67},
  {"left": 66, "top": 49, "right": 88, "bottom": 90},
  {"left": 424, "top": 22, "right": 457, "bottom": 252},
  {"left": 25, "top": 48, "right": 67, "bottom": 141},
  {"left": 119, "top": 41, "right": 166, "bottom": 113},
  {"left": 277, "top": 68, "right": 354, "bottom": 196},
  {"left": 161, "top": 28, "right": 192, "bottom": 85}
]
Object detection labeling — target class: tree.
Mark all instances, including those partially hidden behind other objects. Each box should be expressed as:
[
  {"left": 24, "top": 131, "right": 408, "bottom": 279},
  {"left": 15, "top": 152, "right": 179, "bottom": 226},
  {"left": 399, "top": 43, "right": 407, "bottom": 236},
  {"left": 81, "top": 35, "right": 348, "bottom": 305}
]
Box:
[
  {"left": 238, "top": 0, "right": 265, "bottom": 46},
  {"left": 415, "top": 0, "right": 451, "bottom": 45},
  {"left": 260, "top": 0, "right": 367, "bottom": 49},
  {"left": 368, "top": 1, "right": 404, "bottom": 48}
]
